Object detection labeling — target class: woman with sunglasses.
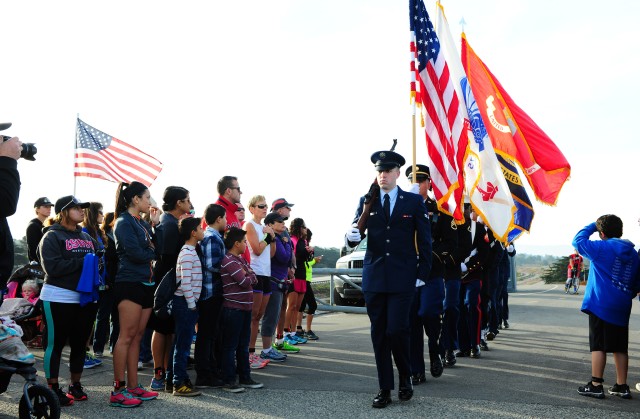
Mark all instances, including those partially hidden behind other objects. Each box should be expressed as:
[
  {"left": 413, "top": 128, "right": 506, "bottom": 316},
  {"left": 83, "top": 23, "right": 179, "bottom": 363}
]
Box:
[{"left": 244, "top": 195, "right": 276, "bottom": 368}]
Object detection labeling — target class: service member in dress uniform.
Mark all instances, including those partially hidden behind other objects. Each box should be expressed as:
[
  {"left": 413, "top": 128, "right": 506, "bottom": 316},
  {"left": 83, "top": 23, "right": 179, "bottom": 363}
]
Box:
[
  {"left": 346, "top": 150, "right": 431, "bottom": 408},
  {"left": 405, "top": 165, "right": 458, "bottom": 384}
]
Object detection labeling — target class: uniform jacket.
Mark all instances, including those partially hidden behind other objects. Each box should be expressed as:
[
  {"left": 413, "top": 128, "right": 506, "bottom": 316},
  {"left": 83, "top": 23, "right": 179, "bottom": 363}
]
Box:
[
  {"left": 460, "top": 221, "right": 490, "bottom": 283},
  {"left": 349, "top": 186, "right": 431, "bottom": 293},
  {"left": 38, "top": 224, "right": 96, "bottom": 292},
  {"left": 0, "top": 157, "right": 20, "bottom": 288},
  {"left": 425, "top": 197, "right": 458, "bottom": 279}
]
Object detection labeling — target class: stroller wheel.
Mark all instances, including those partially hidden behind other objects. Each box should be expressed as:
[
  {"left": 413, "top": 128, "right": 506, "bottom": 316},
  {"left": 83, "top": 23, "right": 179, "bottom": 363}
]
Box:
[{"left": 18, "top": 384, "right": 60, "bottom": 419}]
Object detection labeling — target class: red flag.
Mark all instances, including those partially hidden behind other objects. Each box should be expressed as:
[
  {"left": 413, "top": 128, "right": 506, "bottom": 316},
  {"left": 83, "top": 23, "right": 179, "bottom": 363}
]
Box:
[
  {"left": 74, "top": 118, "right": 163, "bottom": 187},
  {"left": 461, "top": 35, "right": 570, "bottom": 205}
]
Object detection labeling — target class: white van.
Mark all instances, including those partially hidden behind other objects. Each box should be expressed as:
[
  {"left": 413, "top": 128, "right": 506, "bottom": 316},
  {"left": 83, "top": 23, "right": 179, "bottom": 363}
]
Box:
[{"left": 334, "top": 237, "right": 367, "bottom": 305}]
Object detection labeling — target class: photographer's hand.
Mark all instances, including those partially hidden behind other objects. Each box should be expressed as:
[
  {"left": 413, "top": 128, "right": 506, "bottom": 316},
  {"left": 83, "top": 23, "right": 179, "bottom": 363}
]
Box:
[{"left": 0, "top": 137, "right": 22, "bottom": 160}]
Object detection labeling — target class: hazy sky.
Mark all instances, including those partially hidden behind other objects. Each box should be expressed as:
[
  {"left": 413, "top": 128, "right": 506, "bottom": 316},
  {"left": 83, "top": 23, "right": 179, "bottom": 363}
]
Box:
[{"left": 2, "top": 0, "right": 639, "bottom": 256}]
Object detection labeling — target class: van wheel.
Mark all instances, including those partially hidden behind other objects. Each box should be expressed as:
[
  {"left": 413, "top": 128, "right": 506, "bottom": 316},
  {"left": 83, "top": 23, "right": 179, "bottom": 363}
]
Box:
[{"left": 332, "top": 287, "right": 346, "bottom": 306}]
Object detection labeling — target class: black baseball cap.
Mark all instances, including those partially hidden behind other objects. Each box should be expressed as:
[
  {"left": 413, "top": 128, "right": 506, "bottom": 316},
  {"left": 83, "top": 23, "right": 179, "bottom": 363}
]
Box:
[
  {"left": 0, "top": 122, "right": 11, "bottom": 131},
  {"left": 264, "top": 212, "right": 285, "bottom": 225},
  {"left": 34, "top": 197, "right": 54, "bottom": 208},
  {"left": 55, "top": 195, "right": 90, "bottom": 214}
]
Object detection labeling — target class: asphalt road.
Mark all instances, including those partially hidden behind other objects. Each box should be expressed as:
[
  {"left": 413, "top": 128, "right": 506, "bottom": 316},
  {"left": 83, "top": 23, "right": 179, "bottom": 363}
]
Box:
[{"left": 2, "top": 281, "right": 640, "bottom": 418}]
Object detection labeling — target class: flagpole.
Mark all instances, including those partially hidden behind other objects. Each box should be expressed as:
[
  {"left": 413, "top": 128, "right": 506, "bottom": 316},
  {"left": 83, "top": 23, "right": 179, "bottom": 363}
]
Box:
[
  {"left": 410, "top": 19, "right": 417, "bottom": 184},
  {"left": 73, "top": 113, "right": 78, "bottom": 196}
]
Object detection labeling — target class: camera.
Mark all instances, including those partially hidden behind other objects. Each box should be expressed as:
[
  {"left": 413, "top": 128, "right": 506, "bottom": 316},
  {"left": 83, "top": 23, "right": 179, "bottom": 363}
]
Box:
[{"left": 1, "top": 135, "right": 37, "bottom": 161}]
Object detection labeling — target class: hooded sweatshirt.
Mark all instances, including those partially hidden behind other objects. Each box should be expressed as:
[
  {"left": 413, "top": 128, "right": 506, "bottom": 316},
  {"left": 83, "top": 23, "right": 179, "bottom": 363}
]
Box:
[
  {"left": 573, "top": 222, "right": 640, "bottom": 327},
  {"left": 38, "top": 224, "right": 96, "bottom": 291}
]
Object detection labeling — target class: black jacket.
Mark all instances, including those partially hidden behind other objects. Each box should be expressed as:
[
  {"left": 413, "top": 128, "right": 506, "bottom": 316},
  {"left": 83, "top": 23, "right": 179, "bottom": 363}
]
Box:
[
  {"left": 425, "top": 198, "right": 458, "bottom": 279},
  {"left": 26, "top": 218, "right": 44, "bottom": 263},
  {"left": 0, "top": 157, "right": 20, "bottom": 288}
]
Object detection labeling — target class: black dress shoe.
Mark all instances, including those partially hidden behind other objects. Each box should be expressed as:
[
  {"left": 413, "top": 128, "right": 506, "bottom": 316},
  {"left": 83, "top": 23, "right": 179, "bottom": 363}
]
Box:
[
  {"left": 443, "top": 350, "right": 457, "bottom": 367},
  {"left": 411, "top": 373, "right": 426, "bottom": 385},
  {"left": 470, "top": 345, "right": 481, "bottom": 358},
  {"left": 480, "top": 339, "right": 489, "bottom": 351},
  {"left": 372, "top": 390, "right": 392, "bottom": 408},
  {"left": 455, "top": 349, "right": 470, "bottom": 358},
  {"left": 430, "top": 354, "right": 444, "bottom": 378},
  {"left": 398, "top": 375, "right": 414, "bottom": 401}
]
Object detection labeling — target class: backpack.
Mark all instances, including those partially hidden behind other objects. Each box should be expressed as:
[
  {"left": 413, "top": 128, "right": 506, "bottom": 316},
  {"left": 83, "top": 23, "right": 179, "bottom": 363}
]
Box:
[{"left": 153, "top": 268, "right": 180, "bottom": 319}]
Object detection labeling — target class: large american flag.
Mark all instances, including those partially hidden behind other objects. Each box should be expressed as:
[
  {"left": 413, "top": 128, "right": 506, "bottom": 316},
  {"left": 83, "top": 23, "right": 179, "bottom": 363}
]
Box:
[
  {"left": 410, "top": 0, "right": 465, "bottom": 223},
  {"left": 74, "top": 118, "right": 163, "bottom": 187}
]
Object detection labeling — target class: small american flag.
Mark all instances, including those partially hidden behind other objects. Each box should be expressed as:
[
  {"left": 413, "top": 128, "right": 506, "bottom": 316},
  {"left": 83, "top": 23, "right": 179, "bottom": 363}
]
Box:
[
  {"left": 410, "top": 0, "right": 465, "bottom": 223},
  {"left": 74, "top": 118, "right": 163, "bottom": 187}
]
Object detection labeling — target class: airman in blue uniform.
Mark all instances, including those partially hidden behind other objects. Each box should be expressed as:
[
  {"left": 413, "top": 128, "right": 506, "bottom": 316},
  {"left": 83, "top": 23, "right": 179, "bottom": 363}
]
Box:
[{"left": 345, "top": 150, "right": 431, "bottom": 408}]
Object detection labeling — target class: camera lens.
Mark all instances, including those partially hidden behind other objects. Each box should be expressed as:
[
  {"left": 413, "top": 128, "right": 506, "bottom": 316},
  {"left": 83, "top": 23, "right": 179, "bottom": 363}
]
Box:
[{"left": 20, "top": 143, "right": 37, "bottom": 161}]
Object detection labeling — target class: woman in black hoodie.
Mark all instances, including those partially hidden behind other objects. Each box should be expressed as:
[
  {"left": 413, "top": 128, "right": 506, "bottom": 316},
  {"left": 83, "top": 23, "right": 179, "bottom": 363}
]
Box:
[{"left": 38, "top": 195, "right": 97, "bottom": 407}]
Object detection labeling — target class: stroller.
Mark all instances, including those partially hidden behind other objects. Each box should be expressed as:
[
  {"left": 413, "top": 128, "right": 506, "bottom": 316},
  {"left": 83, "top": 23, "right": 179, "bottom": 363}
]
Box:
[
  {"left": 4, "top": 262, "right": 45, "bottom": 348},
  {"left": 0, "top": 264, "right": 60, "bottom": 419}
]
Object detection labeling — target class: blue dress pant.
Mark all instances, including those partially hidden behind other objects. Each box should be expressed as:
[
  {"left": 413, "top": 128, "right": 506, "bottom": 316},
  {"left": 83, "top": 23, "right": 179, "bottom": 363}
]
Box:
[
  {"left": 458, "top": 280, "right": 481, "bottom": 351},
  {"left": 364, "top": 291, "right": 414, "bottom": 390},
  {"left": 441, "top": 278, "right": 461, "bottom": 351}
]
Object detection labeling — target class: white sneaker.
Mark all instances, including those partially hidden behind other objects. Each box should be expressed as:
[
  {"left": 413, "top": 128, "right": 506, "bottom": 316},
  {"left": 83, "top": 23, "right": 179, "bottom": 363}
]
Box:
[{"left": 137, "top": 361, "right": 144, "bottom": 370}]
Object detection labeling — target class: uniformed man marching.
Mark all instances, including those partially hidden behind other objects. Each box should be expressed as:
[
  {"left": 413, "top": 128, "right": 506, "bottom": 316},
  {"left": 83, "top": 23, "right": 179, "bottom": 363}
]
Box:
[{"left": 346, "top": 150, "right": 431, "bottom": 408}]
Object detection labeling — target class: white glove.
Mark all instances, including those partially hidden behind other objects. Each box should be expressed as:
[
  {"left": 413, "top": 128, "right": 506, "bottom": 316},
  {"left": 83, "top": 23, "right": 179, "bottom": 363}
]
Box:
[
  {"left": 507, "top": 244, "right": 514, "bottom": 252},
  {"left": 346, "top": 224, "right": 361, "bottom": 243},
  {"left": 415, "top": 279, "right": 425, "bottom": 287},
  {"left": 460, "top": 263, "right": 468, "bottom": 273},
  {"left": 408, "top": 183, "right": 420, "bottom": 195}
]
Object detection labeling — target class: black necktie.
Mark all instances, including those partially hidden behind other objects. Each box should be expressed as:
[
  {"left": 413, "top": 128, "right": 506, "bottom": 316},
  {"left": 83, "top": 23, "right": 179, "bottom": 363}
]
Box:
[{"left": 383, "top": 194, "right": 390, "bottom": 220}]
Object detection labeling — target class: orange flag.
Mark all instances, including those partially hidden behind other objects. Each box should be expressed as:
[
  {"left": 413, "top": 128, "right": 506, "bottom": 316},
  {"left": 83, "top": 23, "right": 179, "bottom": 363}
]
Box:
[{"left": 461, "top": 34, "right": 570, "bottom": 205}]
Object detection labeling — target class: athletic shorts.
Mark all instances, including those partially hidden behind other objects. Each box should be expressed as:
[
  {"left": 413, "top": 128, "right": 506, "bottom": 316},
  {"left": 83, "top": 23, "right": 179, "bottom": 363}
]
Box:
[
  {"left": 114, "top": 282, "right": 154, "bottom": 309},
  {"left": 147, "top": 310, "right": 175, "bottom": 334},
  {"left": 589, "top": 313, "right": 628, "bottom": 353},
  {"left": 293, "top": 278, "right": 307, "bottom": 294},
  {"left": 252, "top": 275, "right": 272, "bottom": 295}
]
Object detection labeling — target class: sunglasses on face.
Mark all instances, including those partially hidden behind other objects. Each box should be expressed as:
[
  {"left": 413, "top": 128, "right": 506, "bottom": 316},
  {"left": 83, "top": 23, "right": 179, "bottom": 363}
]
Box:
[
  {"left": 236, "top": 208, "right": 245, "bottom": 212},
  {"left": 256, "top": 204, "right": 268, "bottom": 209}
]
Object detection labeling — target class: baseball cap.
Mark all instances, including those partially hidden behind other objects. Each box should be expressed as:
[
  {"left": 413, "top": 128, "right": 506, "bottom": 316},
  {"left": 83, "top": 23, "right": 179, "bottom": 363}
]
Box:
[
  {"left": 34, "top": 197, "right": 54, "bottom": 208},
  {"left": 54, "top": 195, "right": 90, "bottom": 214},
  {"left": 0, "top": 123, "right": 11, "bottom": 132},
  {"left": 271, "top": 198, "right": 294, "bottom": 212},
  {"left": 264, "top": 212, "right": 285, "bottom": 225}
]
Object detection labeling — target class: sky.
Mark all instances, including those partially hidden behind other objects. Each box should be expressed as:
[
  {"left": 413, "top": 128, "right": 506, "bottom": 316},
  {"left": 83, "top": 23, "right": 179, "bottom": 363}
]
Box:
[{"left": 2, "top": 0, "right": 639, "bottom": 257}]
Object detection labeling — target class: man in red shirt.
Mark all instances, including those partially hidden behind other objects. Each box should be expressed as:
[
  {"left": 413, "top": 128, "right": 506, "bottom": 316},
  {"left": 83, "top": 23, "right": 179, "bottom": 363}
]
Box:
[
  {"left": 205, "top": 176, "right": 243, "bottom": 231},
  {"left": 565, "top": 250, "right": 583, "bottom": 294}
]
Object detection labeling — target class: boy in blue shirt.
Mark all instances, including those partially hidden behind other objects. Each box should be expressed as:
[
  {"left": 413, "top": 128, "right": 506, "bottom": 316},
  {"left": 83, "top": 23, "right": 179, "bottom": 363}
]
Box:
[{"left": 573, "top": 214, "right": 640, "bottom": 399}]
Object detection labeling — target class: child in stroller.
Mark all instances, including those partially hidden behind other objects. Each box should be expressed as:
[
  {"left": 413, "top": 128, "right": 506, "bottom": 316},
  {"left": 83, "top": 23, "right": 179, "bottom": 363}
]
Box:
[{"left": 2, "top": 263, "right": 45, "bottom": 349}]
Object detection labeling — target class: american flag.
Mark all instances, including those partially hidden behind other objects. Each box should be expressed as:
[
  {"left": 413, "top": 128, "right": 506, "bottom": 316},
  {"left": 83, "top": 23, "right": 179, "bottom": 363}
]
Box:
[
  {"left": 74, "top": 118, "right": 163, "bottom": 187},
  {"left": 410, "top": 0, "right": 465, "bottom": 223}
]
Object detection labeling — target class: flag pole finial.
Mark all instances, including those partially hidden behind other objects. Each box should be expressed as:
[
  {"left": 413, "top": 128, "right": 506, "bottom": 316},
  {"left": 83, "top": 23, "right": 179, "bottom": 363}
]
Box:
[{"left": 459, "top": 17, "right": 466, "bottom": 34}]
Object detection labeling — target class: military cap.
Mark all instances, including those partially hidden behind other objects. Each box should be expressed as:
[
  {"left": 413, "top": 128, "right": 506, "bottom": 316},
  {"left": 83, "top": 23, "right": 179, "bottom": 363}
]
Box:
[
  {"left": 405, "top": 164, "right": 431, "bottom": 182},
  {"left": 370, "top": 150, "right": 406, "bottom": 171}
]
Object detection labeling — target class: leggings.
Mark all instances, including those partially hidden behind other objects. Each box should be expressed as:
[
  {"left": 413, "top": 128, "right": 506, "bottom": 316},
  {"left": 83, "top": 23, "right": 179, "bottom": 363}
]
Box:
[
  {"left": 298, "top": 282, "right": 317, "bottom": 315},
  {"left": 42, "top": 301, "right": 98, "bottom": 379}
]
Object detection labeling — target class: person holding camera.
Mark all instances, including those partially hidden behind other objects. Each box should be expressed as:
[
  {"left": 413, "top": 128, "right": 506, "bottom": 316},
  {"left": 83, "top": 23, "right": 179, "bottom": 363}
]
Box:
[{"left": 0, "top": 123, "right": 22, "bottom": 295}]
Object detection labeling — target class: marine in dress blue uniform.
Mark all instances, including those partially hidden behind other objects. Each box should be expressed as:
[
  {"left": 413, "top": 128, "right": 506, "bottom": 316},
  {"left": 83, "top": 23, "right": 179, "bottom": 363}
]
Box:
[{"left": 346, "top": 151, "right": 431, "bottom": 408}]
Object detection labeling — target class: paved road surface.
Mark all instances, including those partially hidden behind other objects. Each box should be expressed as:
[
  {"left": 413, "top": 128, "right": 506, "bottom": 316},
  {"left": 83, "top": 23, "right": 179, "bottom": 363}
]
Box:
[{"left": 2, "top": 281, "right": 640, "bottom": 418}]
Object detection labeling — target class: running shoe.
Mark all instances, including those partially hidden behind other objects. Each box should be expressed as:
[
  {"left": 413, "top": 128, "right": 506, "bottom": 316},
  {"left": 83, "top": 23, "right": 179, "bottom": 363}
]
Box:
[
  {"left": 67, "top": 382, "right": 88, "bottom": 401},
  {"left": 110, "top": 388, "right": 142, "bottom": 408},
  {"left": 578, "top": 381, "right": 605, "bottom": 399},
  {"left": 239, "top": 378, "right": 264, "bottom": 389},
  {"left": 54, "top": 387, "right": 74, "bottom": 407},
  {"left": 609, "top": 383, "right": 631, "bottom": 399},
  {"left": 292, "top": 333, "right": 308, "bottom": 344},
  {"left": 222, "top": 383, "right": 245, "bottom": 393},
  {"left": 83, "top": 354, "right": 99, "bottom": 369},
  {"left": 273, "top": 341, "right": 300, "bottom": 353},
  {"left": 283, "top": 335, "right": 299, "bottom": 345},
  {"left": 173, "top": 381, "right": 202, "bottom": 397},
  {"left": 260, "top": 349, "right": 287, "bottom": 362},
  {"left": 127, "top": 385, "right": 159, "bottom": 401},
  {"left": 150, "top": 377, "right": 165, "bottom": 391},
  {"left": 249, "top": 353, "right": 269, "bottom": 369},
  {"left": 304, "top": 330, "right": 319, "bottom": 340}
]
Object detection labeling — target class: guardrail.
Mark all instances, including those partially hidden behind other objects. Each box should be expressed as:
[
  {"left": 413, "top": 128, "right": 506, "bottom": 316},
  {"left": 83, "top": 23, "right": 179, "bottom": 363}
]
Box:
[{"left": 311, "top": 268, "right": 367, "bottom": 314}]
